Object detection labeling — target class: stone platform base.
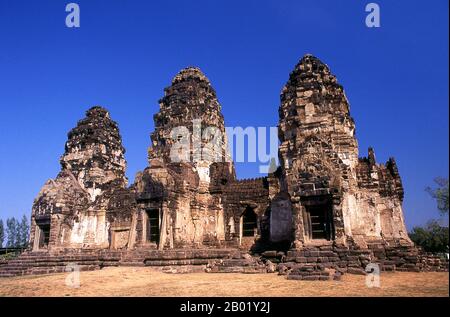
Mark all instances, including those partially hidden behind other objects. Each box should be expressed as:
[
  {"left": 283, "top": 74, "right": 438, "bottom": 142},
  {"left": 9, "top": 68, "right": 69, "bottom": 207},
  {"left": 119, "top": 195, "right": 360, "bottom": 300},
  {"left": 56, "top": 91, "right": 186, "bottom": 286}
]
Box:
[
  {"left": 0, "top": 243, "right": 447, "bottom": 279},
  {"left": 0, "top": 249, "right": 122, "bottom": 277},
  {"left": 0, "top": 248, "right": 266, "bottom": 277},
  {"left": 272, "top": 242, "right": 448, "bottom": 280}
]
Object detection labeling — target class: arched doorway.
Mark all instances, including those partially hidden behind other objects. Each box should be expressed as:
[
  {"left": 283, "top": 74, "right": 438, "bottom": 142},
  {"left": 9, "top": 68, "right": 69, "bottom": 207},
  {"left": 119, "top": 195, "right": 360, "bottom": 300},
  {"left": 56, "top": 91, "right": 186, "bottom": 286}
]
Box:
[{"left": 33, "top": 218, "right": 51, "bottom": 251}]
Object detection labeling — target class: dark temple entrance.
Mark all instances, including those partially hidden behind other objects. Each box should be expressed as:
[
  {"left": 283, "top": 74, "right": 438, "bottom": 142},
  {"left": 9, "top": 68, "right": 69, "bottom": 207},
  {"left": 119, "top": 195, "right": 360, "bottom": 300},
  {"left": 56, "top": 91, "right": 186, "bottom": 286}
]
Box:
[
  {"left": 303, "top": 197, "right": 334, "bottom": 241},
  {"left": 38, "top": 222, "right": 50, "bottom": 249},
  {"left": 242, "top": 207, "right": 257, "bottom": 237},
  {"left": 146, "top": 209, "right": 160, "bottom": 244}
]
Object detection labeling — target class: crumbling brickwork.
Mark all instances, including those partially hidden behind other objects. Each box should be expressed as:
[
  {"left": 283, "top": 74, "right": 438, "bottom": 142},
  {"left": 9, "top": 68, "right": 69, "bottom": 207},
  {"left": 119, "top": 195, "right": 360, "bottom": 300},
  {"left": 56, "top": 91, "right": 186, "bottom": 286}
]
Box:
[
  {"left": 134, "top": 67, "right": 234, "bottom": 249},
  {"left": 277, "top": 54, "right": 410, "bottom": 249},
  {"left": 29, "top": 106, "right": 130, "bottom": 251}
]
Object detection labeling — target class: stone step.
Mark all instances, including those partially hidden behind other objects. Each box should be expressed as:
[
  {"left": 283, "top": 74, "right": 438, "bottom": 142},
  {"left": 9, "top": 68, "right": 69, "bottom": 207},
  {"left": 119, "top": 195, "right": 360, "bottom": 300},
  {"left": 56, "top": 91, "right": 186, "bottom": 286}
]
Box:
[
  {"left": 119, "top": 261, "right": 145, "bottom": 267},
  {"left": 145, "top": 259, "right": 211, "bottom": 266},
  {"left": 220, "top": 259, "right": 257, "bottom": 267},
  {"left": 211, "top": 266, "right": 267, "bottom": 274},
  {"left": 0, "top": 249, "right": 240, "bottom": 277},
  {"left": 161, "top": 265, "right": 207, "bottom": 274},
  {"left": 101, "top": 261, "right": 121, "bottom": 267}
]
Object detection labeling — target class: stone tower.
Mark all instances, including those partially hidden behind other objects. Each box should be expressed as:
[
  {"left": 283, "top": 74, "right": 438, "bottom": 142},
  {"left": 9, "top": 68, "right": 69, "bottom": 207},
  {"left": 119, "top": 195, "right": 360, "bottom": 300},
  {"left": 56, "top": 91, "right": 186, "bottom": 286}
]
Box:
[
  {"left": 278, "top": 54, "right": 358, "bottom": 173},
  {"left": 149, "top": 67, "right": 232, "bottom": 184},
  {"left": 277, "top": 54, "right": 410, "bottom": 248},
  {"left": 61, "top": 106, "right": 127, "bottom": 199},
  {"left": 134, "top": 67, "right": 234, "bottom": 249},
  {"left": 29, "top": 106, "right": 128, "bottom": 250}
]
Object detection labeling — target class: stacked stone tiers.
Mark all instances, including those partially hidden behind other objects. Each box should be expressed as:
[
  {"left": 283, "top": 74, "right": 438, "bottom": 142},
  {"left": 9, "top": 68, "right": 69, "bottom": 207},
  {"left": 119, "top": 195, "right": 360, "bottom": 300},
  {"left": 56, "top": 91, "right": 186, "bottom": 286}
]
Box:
[
  {"left": 0, "top": 250, "right": 122, "bottom": 277},
  {"left": 0, "top": 249, "right": 265, "bottom": 277},
  {"left": 277, "top": 243, "right": 448, "bottom": 280},
  {"left": 1, "top": 244, "right": 447, "bottom": 278}
]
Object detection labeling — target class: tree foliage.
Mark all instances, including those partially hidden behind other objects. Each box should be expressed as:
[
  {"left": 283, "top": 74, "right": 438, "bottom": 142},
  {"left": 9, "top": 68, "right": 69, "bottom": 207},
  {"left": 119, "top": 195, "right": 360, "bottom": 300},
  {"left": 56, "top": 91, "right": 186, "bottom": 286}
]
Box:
[
  {"left": 18, "top": 215, "right": 30, "bottom": 247},
  {"left": 1, "top": 215, "right": 29, "bottom": 248},
  {"left": 426, "top": 177, "right": 449, "bottom": 215},
  {"left": 0, "top": 220, "right": 4, "bottom": 248},
  {"left": 409, "top": 220, "right": 449, "bottom": 253},
  {"left": 6, "top": 218, "right": 17, "bottom": 247}
]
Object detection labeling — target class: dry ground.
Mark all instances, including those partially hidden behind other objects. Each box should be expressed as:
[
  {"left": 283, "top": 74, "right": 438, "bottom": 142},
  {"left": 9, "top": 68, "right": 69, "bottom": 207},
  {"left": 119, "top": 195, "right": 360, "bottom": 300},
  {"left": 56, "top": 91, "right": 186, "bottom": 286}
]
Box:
[{"left": 0, "top": 267, "right": 448, "bottom": 297}]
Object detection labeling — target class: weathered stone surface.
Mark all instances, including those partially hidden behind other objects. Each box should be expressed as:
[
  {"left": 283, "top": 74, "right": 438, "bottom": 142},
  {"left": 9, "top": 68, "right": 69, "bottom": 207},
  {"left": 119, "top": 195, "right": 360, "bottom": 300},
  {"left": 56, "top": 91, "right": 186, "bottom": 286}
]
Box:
[
  {"left": 277, "top": 54, "right": 410, "bottom": 247},
  {"left": 2, "top": 54, "right": 446, "bottom": 280},
  {"left": 134, "top": 67, "right": 234, "bottom": 249},
  {"left": 29, "top": 106, "right": 129, "bottom": 251}
]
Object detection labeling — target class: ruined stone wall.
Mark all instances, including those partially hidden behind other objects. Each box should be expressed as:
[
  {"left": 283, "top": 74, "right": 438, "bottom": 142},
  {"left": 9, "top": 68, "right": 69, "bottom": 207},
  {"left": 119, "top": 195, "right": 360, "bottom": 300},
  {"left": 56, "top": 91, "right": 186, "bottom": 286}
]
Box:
[
  {"left": 221, "top": 178, "right": 270, "bottom": 249},
  {"left": 103, "top": 187, "right": 136, "bottom": 249},
  {"left": 353, "top": 148, "right": 410, "bottom": 243}
]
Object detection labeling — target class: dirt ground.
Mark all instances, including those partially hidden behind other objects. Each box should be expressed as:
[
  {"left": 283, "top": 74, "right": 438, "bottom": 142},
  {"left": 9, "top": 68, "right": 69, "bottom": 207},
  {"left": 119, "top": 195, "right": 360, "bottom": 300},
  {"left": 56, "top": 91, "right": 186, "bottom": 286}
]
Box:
[{"left": 0, "top": 267, "right": 448, "bottom": 297}]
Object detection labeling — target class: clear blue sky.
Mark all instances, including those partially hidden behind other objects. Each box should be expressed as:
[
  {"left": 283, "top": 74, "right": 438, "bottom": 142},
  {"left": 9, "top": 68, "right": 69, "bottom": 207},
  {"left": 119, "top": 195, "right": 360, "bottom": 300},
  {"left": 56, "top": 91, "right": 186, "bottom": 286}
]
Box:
[{"left": 0, "top": 0, "right": 448, "bottom": 229}]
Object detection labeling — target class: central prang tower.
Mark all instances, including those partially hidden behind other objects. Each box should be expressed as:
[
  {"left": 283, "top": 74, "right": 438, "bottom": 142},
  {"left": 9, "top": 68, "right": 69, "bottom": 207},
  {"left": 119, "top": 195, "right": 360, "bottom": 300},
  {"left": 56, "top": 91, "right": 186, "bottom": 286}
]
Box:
[
  {"left": 134, "top": 67, "right": 235, "bottom": 249},
  {"left": 148, "top": 67, "right": 232, "bottom": 187}
]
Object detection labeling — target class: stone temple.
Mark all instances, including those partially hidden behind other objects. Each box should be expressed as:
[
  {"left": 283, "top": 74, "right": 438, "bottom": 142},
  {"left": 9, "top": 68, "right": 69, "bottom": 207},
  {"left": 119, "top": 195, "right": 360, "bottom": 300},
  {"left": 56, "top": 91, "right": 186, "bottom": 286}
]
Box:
[{"left": 1, "top": 55, "right": 446, "bottom": 278}]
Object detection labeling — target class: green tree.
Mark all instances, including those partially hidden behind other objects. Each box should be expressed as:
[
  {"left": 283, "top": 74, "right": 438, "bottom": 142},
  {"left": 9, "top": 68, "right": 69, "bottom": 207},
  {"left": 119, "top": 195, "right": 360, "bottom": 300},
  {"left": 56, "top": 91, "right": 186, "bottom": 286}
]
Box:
[
  {"left": 18, "top": 215, "right": 29, "bottom": 247},
  {"left": 0, "top": 219, "right": 4, "bottom": 248},
  {"left": 409, "top": 220, "right": 449, "bottom": 253},
  {"left": 426, "top": 177, "right": 449, "bottom": 215},
  {"left": 6, "top": 218, "right": 17, "bottom": 247}
]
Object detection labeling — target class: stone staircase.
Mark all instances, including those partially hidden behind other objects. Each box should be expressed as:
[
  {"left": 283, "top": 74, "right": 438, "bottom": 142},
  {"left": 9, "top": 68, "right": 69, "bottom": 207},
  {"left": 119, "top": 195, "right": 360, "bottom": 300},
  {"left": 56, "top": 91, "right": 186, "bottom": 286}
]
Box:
[
  {"left": 143, "top": 249, "right": 268, "bottom": 274},
  {"left": 0, "top": 249, "right": 122, "bottom": 278},
  {"left": 119, "top": 250, "right": 147, "bottom": 267},
  {"left": 1, "top": 244, "right": 446, "bottom": 278},
  {"left": 0, "top": 248, "right": 269, "bottom": 277},
  {"left": 368, "top": 243, "right": 449, "bottom": 272}
]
